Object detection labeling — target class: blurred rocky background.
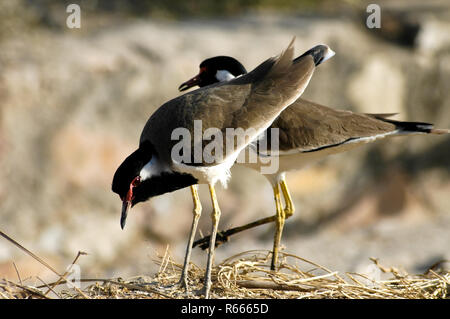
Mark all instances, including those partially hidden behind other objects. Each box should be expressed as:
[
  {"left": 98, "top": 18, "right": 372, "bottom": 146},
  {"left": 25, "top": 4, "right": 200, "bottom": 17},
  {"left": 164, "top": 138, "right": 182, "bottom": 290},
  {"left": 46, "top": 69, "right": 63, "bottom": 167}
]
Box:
[{"left": 0, "top": 0, "right": 449, "bottom": 283}]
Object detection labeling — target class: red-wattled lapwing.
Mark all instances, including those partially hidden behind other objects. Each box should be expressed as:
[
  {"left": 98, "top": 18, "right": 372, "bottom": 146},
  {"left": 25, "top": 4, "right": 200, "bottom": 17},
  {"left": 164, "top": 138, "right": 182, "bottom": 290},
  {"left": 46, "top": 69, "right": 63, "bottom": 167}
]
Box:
[
  {"left": 112, "top": 38, "right": 330, "bottom": 297},
  {"left": 179, "top": 55, "right": 450, "bottom": 271}
]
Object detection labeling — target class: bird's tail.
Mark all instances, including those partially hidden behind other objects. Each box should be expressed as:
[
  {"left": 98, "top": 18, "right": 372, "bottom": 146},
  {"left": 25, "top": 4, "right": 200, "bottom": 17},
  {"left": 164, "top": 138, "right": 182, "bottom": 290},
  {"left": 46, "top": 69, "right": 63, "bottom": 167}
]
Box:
[
  {"left": 429, "top": 128, "right": 450, "bottom": 134},
  {"left": 374, "top": 117, "right": 449, "bottom": 135}
]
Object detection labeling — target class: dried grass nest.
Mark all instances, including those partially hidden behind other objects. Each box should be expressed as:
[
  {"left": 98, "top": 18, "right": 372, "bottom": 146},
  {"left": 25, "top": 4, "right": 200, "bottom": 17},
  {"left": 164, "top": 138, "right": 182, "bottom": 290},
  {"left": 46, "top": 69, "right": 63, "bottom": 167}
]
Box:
[{"left": 1, "top": 249, "right": 448, "bottom": 299}]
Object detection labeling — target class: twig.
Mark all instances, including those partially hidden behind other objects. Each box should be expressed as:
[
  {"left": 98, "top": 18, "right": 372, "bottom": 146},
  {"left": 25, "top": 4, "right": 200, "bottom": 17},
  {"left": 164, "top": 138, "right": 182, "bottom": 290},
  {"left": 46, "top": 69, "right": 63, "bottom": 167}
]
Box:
[
  {"left": 45, "top": 251, "right": 87, "bottom": 296},
  {"left": 1, "top": 279, "right": 51, "bottom": 299},
  {"left": 236, "top": 280, "right": 314, "bottom": 292},
  {"left": 12, "top": 262, "right": 22, "bottom": 286},
  {"left": 0, "top": 229, "right": 89, "bottom": 298},
  {"left": 37, "top": 276, "right": 61, "bottom": 298},
  {"left": 37, "top": 278, "right": 172, "bottom": 298},
  {"left": 0, "top": 230, "right": 61, "bottom": 275}
]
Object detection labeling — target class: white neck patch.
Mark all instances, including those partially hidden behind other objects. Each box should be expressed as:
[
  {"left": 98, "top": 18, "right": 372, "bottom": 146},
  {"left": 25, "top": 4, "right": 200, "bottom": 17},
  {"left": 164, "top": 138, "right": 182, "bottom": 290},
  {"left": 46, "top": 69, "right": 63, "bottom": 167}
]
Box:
[
  {"left": 139, "top": 156, "right": 170, "bottom": 181},
  {"left": 215, "top": 70, "right": 235, "bottom": 82}
]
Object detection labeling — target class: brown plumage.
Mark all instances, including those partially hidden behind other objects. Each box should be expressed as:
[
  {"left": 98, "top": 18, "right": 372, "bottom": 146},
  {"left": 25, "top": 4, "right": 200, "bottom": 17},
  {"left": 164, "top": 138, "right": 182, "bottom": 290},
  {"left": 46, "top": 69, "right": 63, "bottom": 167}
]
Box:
[
  {"left": 257, "top": 98, "right": 445, "bottom": 155},
  {"left": 113, "top": 38, "right": 327, "bottom": 298},
  {"left": 179, "top": 52, "right": 448, "bottom": 272},
  {"left": 265, "top": 100, "right": 397, "bottom": 152},
  {"left": 140, "top": 38, "right": 316, "bottom": 168}
]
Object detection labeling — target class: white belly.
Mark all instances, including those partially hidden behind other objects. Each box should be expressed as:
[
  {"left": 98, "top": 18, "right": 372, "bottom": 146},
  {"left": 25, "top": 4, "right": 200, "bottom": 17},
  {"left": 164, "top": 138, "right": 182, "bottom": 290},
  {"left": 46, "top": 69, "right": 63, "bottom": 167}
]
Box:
[
  {"left": 239, "top": 137, "right": 376, "bottom": 183},
  {"left": 171, "top": 153, "right": 237, "bottom": 187}
]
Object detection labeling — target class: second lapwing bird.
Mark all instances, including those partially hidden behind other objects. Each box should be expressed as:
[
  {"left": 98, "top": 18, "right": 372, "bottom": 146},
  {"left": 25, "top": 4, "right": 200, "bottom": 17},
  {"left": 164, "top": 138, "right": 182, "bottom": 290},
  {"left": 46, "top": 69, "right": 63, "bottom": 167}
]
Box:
[
  {"left": 112, "top": 38, "right": 326, "bottom": 298},
  {"left": 179, "top": 54, "right": 449, "bottom": 271}
]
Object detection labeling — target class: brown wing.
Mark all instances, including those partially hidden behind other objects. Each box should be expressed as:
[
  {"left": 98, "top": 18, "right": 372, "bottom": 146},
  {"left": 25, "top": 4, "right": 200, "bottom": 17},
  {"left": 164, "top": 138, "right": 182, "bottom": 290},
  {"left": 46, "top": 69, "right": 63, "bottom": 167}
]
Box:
[
  {"left": 140, "top": 38, "right": 316, "bottom": 165},
  {"left": 139, "top": 83, "right": 252, "bottom": 165},
  {"left": 267, "top": 98, "right": 398, "bottom": 152}
]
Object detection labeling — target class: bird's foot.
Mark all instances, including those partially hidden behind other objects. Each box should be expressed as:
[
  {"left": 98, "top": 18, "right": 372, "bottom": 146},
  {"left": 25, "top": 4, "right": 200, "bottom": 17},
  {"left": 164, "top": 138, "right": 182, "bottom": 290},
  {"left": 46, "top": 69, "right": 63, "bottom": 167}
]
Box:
[{"left": 193, "top": 284, "right": 213, "bottom": 298}]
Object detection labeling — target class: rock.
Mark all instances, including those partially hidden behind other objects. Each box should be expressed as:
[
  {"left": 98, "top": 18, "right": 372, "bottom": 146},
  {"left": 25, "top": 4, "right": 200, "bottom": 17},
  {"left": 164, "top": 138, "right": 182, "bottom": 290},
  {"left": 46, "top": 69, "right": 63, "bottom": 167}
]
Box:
[
  {"left": 347, "top": 55, "right": 406, "bottom": 115},
  {"left": 0, "top": 12, "right": 448, "bottom": 277}
]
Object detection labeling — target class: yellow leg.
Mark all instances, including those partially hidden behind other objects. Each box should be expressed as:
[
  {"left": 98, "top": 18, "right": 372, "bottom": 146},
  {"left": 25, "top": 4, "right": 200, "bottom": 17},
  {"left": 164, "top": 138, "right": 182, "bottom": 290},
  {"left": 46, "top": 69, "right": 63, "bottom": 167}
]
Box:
[
  {"left": 280, "top": 177, "right": 295, "bottom": 218},
  {"left": 193, "top": 178, "right": 297, "bottom": 259},
  {"left": 179, "top": 185, "right": 202, "bottom": 289},
  {"left": 203, "top": 184, "right": 221, "bottom": 298},
  {"left": 271, "top": 183, "right": 285, "bottom": 271}
]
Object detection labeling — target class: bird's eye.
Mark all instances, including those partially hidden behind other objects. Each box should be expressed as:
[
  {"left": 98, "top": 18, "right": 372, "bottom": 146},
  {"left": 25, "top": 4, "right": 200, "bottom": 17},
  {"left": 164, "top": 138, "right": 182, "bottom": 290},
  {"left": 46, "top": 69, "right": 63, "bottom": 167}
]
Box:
[{"left": 131, "top": 176, "right": 141, "bottom": 187}]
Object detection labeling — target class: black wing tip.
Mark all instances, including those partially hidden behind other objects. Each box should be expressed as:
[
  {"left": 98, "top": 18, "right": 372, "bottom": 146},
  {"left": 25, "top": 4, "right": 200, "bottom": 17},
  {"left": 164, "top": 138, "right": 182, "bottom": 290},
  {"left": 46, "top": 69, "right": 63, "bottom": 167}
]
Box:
[
  {"left": 383, "top": 118, "right": 435, "bottom": 133},
  {"left": 294, "top": 44, "right": 335, "bottom": 66},
  {"left": 399, "top": 122, "right": 434, "bottom": 133}
]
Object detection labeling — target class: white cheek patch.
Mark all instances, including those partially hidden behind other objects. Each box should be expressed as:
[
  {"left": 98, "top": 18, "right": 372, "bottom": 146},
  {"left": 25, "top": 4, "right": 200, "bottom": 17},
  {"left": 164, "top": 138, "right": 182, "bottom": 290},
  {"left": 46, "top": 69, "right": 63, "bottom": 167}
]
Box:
[
  {"left": 215, "top": 70, "right": 235, "bottom": 82},
  {"left": 139, "top": 156, "right": 171, "bottom": 181}
]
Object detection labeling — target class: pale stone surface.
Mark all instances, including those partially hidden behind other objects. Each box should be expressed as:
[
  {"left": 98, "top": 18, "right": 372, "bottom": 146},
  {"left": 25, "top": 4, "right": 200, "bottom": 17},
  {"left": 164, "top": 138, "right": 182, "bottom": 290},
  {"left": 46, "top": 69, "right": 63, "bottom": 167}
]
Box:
[{"left": 0, "top": 12, "right": 448, "bottom": 281}]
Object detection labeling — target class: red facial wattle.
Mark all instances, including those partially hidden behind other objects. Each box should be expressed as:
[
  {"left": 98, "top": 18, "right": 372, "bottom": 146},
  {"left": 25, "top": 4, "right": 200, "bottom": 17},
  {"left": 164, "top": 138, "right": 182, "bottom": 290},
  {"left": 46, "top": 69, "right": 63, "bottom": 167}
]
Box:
[{"left": 125, "top": 176, "right": 141, "bottom": 203}]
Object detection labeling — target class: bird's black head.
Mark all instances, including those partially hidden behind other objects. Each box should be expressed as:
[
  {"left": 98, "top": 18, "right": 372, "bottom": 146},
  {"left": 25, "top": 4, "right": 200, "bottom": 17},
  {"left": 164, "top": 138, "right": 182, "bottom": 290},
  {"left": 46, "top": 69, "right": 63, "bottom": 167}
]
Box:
[
  {"left": 178, "top": 56, "right": 247, "bottom": 91},
  {"left": 112, "top": 141, "right": 197, "bottom": 229}
]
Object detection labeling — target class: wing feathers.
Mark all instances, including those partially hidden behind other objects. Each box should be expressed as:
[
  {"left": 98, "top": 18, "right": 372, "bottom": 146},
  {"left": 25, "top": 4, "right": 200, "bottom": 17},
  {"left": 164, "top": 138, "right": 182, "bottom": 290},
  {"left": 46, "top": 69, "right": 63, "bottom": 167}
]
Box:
[{"left": 141, "top": 38, "right": 318, "bottom": 166}]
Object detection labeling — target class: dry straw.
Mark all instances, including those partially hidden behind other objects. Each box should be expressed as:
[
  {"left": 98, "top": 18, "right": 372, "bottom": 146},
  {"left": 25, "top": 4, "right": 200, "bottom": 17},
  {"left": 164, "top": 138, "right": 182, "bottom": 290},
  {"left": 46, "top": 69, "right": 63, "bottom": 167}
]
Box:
[{"left": 1, "top": 245, "right": 448, "bottom": 299}]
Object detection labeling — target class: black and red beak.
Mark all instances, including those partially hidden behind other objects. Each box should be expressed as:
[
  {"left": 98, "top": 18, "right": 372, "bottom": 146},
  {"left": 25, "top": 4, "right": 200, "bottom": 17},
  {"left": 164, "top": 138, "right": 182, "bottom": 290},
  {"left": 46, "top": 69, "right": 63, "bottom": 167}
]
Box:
[
  {"left": 120, "top": 176, "right": 141, "bottom": 229},
  {"left": 178, "top": 67, "right": 206, "bottom": 92},
  {"left": 120, "top": 200, "right": 131, "bottom": 229}
]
